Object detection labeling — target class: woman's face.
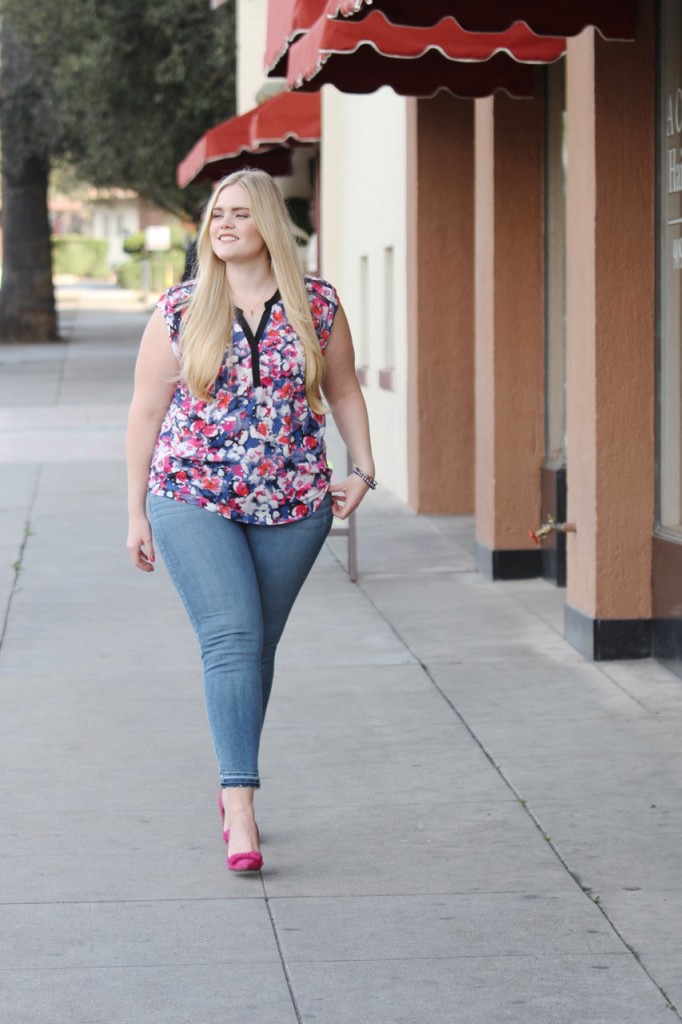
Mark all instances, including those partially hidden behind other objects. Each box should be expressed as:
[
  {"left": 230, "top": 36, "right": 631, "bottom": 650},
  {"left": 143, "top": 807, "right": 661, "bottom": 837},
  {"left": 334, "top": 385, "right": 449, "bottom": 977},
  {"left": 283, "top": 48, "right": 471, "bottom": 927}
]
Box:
[{"left": 208, "top": 182, "right": 267, "bottom": 265}]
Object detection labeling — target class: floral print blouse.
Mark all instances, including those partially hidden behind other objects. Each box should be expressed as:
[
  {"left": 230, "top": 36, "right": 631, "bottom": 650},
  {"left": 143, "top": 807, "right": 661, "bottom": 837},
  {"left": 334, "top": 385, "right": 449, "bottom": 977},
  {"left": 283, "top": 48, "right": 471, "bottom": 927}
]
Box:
[{"left": 148, "top": 276, "right": 339, "bottom": 525}]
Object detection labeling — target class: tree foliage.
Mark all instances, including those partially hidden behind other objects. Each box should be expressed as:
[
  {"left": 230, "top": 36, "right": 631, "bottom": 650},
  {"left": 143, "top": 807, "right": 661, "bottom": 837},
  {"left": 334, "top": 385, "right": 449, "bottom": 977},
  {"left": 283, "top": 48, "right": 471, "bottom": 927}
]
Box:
[
  {"left": 0, "top": 0, "right": 237, "bottom": 217},
  {"left": 0, "top": 0, "right": 236, "bottom": 338}
]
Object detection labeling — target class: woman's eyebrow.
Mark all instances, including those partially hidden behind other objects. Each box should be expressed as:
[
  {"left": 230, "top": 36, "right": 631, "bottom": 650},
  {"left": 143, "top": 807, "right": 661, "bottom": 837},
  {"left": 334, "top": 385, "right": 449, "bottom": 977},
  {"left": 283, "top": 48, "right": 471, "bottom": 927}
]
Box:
[{"left": 213, "top": 205, "right": 250, "bottom": 213}]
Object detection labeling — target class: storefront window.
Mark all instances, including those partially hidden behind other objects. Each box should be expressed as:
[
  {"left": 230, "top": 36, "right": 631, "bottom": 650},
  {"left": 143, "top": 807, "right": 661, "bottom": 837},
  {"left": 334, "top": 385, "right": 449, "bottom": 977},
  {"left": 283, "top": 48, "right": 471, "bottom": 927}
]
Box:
[
  {"left": 658, "top": 0, "right": 682, "bottom": 532},
  {"left": 545, "top": 60, "right": 567, "bottom": 466}
]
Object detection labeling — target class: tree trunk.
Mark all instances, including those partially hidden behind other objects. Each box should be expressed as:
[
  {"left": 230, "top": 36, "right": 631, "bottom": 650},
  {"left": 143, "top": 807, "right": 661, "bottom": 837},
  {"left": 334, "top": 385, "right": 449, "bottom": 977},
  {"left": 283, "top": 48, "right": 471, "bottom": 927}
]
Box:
[
  {"left": 0, "top": 20, "right": 58, "bottom": 342},
  {"left": 0, "top": 155, "right": 58, "bottom": 341}
]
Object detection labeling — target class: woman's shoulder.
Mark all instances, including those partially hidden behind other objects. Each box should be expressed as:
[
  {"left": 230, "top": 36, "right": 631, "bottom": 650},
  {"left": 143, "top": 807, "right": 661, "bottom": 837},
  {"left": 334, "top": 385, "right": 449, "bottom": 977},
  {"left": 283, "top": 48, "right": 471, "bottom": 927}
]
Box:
[
  {"left": 304, "top": 274, "right": 339, "bottom": 308},
  {"left": 156, "top": 280, "right": 195, "bottom": 319},
  {"left": 303, "top": 275, "right": 340, "bottom": 350}
]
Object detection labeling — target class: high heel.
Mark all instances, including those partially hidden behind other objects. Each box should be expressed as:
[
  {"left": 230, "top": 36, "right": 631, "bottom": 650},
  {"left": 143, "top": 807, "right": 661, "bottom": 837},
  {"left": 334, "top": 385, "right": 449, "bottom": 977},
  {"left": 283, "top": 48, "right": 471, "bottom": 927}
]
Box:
[
  {"left": 227, "top": 849, "right": 263, "bottom": 873},
  {"left": 218, "top": 791, "right": 261, "bottom": 846}
]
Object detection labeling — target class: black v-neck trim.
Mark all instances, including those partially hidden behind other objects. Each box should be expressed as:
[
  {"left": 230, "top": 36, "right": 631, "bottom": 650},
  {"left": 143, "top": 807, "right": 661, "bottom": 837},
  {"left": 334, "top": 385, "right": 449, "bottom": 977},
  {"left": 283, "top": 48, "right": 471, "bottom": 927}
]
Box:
[{"left": 236, "top": 290, "right": 280, "bottom": 388}]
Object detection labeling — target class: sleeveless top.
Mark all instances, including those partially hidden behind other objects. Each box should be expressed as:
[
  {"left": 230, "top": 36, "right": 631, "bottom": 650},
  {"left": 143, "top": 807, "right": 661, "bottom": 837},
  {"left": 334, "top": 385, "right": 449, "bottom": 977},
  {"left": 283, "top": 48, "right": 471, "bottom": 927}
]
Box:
[{"left": 148, "top": 275, "right": 339, "bottom": 525}]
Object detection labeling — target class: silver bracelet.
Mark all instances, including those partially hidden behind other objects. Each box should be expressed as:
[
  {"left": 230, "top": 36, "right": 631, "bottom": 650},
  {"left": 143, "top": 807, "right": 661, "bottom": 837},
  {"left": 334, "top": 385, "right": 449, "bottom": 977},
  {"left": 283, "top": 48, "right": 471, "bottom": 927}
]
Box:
[{"left": 353, "top": 466, "right": 377, "bottom": 490}]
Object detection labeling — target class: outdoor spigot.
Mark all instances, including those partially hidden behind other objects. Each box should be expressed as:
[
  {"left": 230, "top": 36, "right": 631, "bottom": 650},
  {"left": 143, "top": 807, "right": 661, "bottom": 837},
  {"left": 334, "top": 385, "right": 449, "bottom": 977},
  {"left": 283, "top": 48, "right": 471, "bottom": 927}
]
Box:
[{"left": 529, "top": 515, "right": 576, "bottom": 545}]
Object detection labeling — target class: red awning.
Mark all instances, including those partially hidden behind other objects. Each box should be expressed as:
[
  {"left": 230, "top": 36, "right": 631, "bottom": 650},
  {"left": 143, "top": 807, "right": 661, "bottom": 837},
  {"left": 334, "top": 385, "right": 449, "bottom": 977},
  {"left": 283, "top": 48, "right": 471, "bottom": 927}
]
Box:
[
  {"left": 328, "top": 1, "right": 636, "bottom": 41},
  {"left": 250, "top": 91, "right": 321, "bottom": 147},
  {"left": 265, "top": 0, "right": 327, "bottom": 76},
  {"left": 286, "top": 9, "right": 565, "bottom": 99},
  {"left": 177, "top": 92, "right": 321, "bottom": 188}
]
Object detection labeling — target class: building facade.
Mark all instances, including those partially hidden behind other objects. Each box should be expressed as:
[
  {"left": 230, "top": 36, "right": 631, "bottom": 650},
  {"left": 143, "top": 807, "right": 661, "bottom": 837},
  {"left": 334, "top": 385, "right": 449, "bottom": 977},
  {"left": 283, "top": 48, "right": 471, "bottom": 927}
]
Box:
[{"left": 189, "top": 0, "right": 682, "bottom": 675}]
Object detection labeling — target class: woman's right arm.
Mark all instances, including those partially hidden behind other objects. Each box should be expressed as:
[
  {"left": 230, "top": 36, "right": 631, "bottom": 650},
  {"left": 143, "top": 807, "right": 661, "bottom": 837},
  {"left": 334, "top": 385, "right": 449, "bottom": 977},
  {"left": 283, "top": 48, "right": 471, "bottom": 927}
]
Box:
[{"left": 126, "top": 308, "right": 179, "bottom": 572}]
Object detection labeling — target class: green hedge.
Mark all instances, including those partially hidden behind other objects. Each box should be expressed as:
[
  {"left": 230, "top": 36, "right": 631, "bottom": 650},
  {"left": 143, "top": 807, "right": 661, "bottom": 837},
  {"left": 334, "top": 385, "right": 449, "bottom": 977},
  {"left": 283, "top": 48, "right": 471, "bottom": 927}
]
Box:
[
  {"left": 52, "top": 236, "right": 110, "bottom": 279},
  {"left": 115, "top": 251, "right": 187, "bottom": 291}
]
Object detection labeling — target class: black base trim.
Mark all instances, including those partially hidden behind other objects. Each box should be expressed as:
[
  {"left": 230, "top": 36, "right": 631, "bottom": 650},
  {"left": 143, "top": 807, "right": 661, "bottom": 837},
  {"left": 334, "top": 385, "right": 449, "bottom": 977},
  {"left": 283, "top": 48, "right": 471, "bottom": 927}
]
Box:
[
  {"left": 541, "top": 546, "right": 561, "bottom": 584},
  {"left": 564, "top": 604, "right": 652, "bottom": 660},
  {"left": 475, "top": 542, "right": 542, "bottom": 581}
]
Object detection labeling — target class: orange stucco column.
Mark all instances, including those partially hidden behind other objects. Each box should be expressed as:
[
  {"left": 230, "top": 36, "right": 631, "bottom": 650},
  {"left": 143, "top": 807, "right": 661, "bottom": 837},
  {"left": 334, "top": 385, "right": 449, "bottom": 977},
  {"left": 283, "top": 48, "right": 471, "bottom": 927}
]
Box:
[
  {"left": 473, "top": 92, "right": 545, "bottom": 578},
  {"left": 406, "top": 95, "right": 474, "bottom": 514},
  {"left": 564, "top": 7, "right": 655, "bottom": 659}
]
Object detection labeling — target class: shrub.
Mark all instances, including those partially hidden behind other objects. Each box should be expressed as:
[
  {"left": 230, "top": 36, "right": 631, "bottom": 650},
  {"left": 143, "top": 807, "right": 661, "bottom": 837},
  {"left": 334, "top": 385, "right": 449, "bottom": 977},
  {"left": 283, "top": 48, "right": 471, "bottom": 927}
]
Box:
[
  {"left": 115, "top": 251, "right": 187, "bottom": 291},
  {"left": 52, "top": 236, "right": 110, "bottom": 279},
  {"left": 122, "top": 231, "right": 146, "bottom": 256}
]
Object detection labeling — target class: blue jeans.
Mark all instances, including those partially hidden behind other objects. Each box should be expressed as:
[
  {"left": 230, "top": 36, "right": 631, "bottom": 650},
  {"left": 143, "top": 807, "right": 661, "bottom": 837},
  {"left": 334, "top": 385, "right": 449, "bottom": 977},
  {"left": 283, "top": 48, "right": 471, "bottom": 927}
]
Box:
[{"left": 148, "top": 493, "right": 333, "bottom": 787}]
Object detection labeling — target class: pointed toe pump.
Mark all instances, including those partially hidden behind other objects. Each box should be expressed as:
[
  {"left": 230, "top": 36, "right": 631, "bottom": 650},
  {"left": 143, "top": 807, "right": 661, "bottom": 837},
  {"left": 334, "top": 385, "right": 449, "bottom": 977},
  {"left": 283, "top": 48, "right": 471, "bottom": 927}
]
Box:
[
  {"left": 219, "top": 793, "right": 262, "bottom": 870},
  {"left": 227, "top": 849, "right": 264, "bottom": 873}
]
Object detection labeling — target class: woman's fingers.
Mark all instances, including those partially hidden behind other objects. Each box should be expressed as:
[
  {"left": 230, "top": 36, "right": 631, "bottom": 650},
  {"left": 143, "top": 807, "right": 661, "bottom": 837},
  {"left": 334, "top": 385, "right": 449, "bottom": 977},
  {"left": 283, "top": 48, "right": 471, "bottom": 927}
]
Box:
[
  {"left": 329, "top": 478, "right": 349, "bottom": 518},
  {"left": 127, "top": 519, "right": 156, "bottom": 572},
  {"left": 328, "top": 475, "right": 369, "bottom": 520},
  {"left": 138, "top": 544, "right": 155, "bottom": 571},
  {"left": 330, "top": 492, "right": 347, "bottom": 518}
]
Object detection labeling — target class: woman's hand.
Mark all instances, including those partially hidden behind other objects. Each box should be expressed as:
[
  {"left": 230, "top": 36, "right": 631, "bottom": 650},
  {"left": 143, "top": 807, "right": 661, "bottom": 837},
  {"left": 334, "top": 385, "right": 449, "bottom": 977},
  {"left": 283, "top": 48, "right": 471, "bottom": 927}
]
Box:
[
  {"left": 127, "top": 513, "right": 156, "bottom": 572},
  {"left": 328, "top": 474, "right": 371, "bottom": 519}
]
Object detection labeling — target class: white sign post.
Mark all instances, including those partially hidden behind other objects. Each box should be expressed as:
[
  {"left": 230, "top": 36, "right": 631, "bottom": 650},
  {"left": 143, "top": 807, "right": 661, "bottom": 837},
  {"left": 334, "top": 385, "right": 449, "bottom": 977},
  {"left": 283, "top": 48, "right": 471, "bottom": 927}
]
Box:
[
  {"left": 143, "top": 226, "right": 173, "bottom": 297},
  {"left": 144, "top": 226, "right": 171, "bottom": 252}
]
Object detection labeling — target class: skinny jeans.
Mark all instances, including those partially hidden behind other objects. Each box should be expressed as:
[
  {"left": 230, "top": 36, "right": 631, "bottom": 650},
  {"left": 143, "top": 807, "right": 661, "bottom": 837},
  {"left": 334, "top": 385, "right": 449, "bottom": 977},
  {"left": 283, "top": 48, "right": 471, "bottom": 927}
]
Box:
[{"left": 148, "top": 492, "right": 333, "bottom": 787}]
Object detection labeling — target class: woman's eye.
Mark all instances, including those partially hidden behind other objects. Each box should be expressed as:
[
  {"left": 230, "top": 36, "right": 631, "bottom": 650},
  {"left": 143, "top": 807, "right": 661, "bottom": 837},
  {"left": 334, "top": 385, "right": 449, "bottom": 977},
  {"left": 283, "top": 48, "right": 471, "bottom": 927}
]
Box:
[{"left": 235, "top": 213, "right": 248, "bottom": 219}]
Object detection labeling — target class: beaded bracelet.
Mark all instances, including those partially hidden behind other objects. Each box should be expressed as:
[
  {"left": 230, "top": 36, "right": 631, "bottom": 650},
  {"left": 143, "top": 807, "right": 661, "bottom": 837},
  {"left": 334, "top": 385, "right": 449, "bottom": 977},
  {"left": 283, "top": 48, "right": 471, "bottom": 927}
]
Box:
[{"left": 353, "top": 466, "right": 377, "bottom": 490}]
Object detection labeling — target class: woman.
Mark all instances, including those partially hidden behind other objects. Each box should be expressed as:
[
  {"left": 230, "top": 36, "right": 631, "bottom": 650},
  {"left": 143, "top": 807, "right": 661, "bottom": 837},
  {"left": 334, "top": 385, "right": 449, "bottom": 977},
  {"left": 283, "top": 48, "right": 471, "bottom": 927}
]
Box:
[{"left": 126, "top": 170, "right": 375, "bottom": 874}]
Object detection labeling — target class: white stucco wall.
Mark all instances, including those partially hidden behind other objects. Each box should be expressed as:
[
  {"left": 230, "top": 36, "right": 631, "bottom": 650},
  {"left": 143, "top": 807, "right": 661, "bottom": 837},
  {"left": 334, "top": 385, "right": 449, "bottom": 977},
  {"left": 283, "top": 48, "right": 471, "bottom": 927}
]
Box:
[
  {"left": 321, "top": 87, "right": 408, "bottom": 502},
  {"left": 235, "top": 0, "right": 313, "bottom": 205},
  {"left": 236, "top": 0, "right": 269, "bottom": 113}
]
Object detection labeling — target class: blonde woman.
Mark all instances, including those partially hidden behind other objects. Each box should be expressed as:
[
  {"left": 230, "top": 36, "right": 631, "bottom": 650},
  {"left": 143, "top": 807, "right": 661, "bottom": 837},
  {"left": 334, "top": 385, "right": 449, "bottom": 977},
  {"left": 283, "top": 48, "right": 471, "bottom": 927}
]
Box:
[{"left": 126, "top": 170, "right": 375, "bottom": 874}]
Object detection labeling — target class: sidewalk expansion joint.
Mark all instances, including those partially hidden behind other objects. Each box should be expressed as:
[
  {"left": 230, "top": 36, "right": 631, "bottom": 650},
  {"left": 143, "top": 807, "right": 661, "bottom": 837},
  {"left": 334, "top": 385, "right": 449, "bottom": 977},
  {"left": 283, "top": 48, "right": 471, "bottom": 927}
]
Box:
[
  {"left": 352, "top": 575, "right": 682, "bottom": 1022},
  {"left": 0, "top": 465, "right": 42, "bottom": 654},
  {"left": 427, "top": 666, "right": 682, "bottom": 1020},
  {"left": 263, "top": 886, "right": 304, "bottom": 1024}
]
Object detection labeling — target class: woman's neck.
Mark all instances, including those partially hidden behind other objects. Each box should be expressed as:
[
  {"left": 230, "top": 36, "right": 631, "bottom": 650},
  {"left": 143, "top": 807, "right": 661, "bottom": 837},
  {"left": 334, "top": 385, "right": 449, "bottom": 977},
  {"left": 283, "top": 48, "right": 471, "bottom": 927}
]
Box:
[{"left": 226, "top": 260, "right": 275, "bottom": 303}]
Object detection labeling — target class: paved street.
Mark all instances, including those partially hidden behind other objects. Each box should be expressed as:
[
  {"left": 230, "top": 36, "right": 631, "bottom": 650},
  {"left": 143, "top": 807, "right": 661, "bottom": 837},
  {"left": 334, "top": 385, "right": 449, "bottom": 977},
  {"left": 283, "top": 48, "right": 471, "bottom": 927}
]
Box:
[{"left": 1, "top": 284, "right": 681, "bottom": 1023}]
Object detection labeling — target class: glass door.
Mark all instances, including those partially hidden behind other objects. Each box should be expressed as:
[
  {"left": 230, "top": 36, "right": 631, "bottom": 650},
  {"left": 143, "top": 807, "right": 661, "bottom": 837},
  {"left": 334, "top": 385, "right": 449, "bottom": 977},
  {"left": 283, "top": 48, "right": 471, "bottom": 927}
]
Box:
[
  {"left": 653, "top": 0, "right": 682, "bottom": 673},
  {"left": 542, "top": 60, "right": 568, "bottom": 586}
]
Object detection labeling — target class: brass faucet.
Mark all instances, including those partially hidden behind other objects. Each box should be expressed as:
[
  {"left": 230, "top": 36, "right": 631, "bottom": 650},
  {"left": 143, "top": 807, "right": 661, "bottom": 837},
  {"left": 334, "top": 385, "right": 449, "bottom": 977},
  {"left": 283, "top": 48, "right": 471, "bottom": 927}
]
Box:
[{"left": 529, "top": 515, "right": 576, "bottom": 545}]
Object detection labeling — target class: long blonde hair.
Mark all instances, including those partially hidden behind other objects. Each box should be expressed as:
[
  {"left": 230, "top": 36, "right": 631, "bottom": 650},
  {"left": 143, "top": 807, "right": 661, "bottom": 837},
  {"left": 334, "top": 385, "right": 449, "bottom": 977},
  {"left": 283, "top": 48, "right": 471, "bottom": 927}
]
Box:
[{"left": 178, "top": 170, "right": 326, "bottom": 413}]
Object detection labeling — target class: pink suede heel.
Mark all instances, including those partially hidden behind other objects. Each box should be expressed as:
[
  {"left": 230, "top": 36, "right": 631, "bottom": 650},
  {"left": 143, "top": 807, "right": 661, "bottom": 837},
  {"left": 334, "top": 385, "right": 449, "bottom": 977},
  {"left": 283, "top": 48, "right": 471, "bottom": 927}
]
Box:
[{"left": 227, "top": 850, "right": 263, "bottom": 873}]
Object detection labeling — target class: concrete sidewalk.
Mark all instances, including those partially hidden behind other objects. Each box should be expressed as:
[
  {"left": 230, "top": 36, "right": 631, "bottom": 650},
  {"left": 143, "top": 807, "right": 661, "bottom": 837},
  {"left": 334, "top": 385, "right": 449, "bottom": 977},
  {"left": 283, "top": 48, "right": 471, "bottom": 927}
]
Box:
[{"left": 1, "top": 285, "right": 681, "bottom": 1023}]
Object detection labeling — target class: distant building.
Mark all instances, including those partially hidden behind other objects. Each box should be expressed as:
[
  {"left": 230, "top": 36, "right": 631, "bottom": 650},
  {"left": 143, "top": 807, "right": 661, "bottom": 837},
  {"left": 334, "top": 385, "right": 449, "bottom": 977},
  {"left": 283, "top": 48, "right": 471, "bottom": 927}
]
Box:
[{"left": 48, "top": 188, "right": 169, "bottom": 267}]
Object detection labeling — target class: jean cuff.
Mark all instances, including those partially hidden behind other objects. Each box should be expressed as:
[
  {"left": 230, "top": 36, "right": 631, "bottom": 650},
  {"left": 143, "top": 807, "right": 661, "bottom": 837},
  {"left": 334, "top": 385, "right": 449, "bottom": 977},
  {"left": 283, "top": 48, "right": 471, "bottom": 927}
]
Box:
[{"left": 220, "top": 773, "right": 260, "bottom": 788}]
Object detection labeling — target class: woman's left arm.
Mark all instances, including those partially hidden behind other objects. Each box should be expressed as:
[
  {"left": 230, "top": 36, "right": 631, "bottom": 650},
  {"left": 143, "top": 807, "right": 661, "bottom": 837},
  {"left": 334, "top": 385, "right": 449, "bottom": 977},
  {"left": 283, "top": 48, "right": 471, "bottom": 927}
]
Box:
[{"left": 322, "top": 303, "right": 376, "bottom": 519}]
